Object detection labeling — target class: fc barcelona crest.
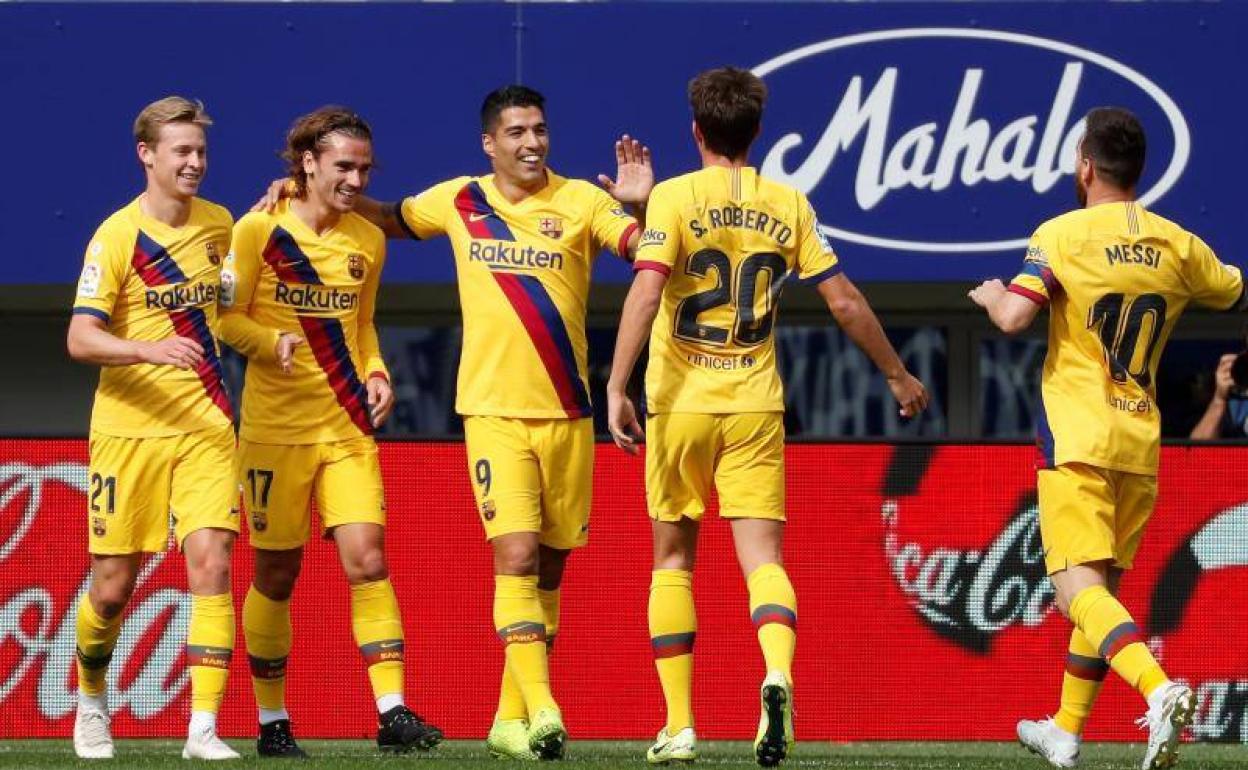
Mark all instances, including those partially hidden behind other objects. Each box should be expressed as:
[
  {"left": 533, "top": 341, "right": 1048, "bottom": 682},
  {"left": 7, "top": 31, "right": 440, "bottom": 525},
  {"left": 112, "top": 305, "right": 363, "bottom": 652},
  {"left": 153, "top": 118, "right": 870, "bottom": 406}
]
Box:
[
  {"left": 92, "top": 517, "right": 107, "bottom": 537},
  {"left": 205, "top": 242, "right": 221, "bottom": 265},
  {"left": 252, "top": 511, "right": 268, "bottom": 532},
  {"left": 538, "top": 217, "right": 563, "bottom": 239},
  {"left": 348, "top": 254, "right": 365, "bottom": 279}
]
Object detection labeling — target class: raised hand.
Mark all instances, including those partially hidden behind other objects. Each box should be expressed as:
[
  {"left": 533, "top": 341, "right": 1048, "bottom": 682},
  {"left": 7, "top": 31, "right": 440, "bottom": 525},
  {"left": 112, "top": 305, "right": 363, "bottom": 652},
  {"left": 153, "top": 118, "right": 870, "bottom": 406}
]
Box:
[{"left": 597, "top": 135, "right": 654, "bottom": 205}]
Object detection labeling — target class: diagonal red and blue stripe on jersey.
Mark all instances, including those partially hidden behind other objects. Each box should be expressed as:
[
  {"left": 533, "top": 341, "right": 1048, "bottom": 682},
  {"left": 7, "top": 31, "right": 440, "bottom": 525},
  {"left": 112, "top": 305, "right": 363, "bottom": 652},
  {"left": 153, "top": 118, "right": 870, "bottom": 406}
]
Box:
[
  {"left": 263, "top": 226, "right": 324, "bottom": 284},
  {"left": 262, "top": 228, "right": 373, "bottom": 434},
  {"left": 131, "top": 231, "right": 233, "bottom": 419},
  {"left": 455, "top": 181, "right": 515, "bottom": 241},
  {"left": 492, "top": 272, "right": 592, "bottom": 418}
]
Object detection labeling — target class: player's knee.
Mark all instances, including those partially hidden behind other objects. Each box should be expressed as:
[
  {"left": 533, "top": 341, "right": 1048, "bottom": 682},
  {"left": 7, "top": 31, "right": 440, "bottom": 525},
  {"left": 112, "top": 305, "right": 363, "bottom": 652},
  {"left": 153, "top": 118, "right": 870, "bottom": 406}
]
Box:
[
  {"left": 254, "top": 555, "right": 302, "bottom": 600},
  {"left": 347, "top": 548, "right": 389, "bottom": 584},
  {"left": 494, "top": 540, "right": 539, "bottom": 576},
  {"left": 1053, "top": 589, "right": 1074, "bottom": 620},
  {"left": 90, "top": 584, "right": 134, "bottom": 619},
  {"left": 189, "top": 553, "right": 231, "bottom": 593}
]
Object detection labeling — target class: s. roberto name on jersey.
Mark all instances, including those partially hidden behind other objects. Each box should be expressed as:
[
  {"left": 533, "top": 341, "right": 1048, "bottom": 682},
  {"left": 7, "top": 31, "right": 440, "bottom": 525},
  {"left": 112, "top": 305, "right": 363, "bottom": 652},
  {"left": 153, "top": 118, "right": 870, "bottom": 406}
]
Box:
[{"left": 751, "top": 28, "right": 1189, "bottom": 263}]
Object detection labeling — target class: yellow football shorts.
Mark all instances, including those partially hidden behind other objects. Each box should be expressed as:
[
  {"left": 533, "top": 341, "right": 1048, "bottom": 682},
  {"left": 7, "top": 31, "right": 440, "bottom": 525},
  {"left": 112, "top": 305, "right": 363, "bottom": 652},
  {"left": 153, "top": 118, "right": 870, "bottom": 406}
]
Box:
[
  {"left": 646, "top": 412, "right": 786, "bottom": 522},
  {"left": 86, "top": 423, "right": 239, "bottom": 555},
  {"left": 1037, "top": 462, "right": 1157, "bottom": 575},
  {"left": 237, "top": 436, "right": 385, "bottom": 550},
  {"left": 463, "top": 416, "right": 593, "bottom": 550}
]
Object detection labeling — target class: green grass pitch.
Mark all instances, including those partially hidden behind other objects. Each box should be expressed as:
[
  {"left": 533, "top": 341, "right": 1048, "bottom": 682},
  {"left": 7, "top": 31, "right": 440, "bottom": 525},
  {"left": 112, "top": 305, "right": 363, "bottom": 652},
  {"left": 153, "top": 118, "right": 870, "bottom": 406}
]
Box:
[{"left": 0, "top": 740, "right": 1244, "bottom": 769}]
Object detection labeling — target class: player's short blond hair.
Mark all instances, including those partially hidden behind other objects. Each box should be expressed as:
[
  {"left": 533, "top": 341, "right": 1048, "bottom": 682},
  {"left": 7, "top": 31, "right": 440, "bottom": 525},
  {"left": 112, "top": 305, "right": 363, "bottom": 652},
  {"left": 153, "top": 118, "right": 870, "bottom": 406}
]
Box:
[{"left": 133, "top": 96, "right": 212, "bottom": 147}]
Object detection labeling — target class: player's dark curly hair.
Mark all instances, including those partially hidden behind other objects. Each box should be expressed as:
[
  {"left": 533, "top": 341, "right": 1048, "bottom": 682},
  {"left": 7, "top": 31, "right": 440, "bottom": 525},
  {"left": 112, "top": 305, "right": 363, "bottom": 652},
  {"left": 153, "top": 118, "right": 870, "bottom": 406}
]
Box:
[
  {"left": 1080, "top": 107, "right": 1146, "bottom": 190},
  {"left": 688, "top": 67, "right": 768, "bottom": 160},
  {"left": 481, "top": 85, "right": 546, "bottom": 133},
  {"left": 283, "top": 106, "right": 373, "bottom": 198}
]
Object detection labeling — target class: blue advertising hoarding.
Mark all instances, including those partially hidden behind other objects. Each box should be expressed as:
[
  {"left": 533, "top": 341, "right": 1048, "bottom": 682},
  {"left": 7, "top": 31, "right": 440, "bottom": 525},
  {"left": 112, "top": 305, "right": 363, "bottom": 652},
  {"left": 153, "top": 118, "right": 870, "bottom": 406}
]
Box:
[{"left": 0, "top": 2, "right": 1240, "bottom": 285}]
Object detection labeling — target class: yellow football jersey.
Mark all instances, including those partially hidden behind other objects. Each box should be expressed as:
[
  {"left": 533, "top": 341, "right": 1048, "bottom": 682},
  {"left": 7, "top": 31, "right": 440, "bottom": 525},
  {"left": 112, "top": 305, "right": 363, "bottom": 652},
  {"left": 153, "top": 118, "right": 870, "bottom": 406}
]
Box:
[
  {"left": 397, "top": 170, "right": 637, "bottom": 418},
  {"left": 634, "top": 166, "right": 840, "bottom": 414},
  {"left": 220, "top": 200, "right": 388, "bottom": 444},
  {"left": 72, "top": 196, "right": 234, "bottom": 438},
  {"left": 1009, "top": 201, "right": 1244, "bottom": 474}
]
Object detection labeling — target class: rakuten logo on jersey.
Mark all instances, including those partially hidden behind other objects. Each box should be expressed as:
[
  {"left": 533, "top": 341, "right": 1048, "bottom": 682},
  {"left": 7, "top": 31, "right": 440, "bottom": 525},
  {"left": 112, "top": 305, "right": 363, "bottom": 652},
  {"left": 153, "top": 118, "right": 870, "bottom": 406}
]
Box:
[{"left": 752, "top": 28, "right": 1190, "bottom": 253}]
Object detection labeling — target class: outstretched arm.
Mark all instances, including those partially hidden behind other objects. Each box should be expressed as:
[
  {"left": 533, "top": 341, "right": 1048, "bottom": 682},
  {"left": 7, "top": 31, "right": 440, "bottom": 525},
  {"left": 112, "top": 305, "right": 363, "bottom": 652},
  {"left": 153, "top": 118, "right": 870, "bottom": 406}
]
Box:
[
  {"left": 969, "top": 278, "right": 1043, "bottom": 335},
  {"left": 817, "top": 273, "right": 929, "bottom": 418}
]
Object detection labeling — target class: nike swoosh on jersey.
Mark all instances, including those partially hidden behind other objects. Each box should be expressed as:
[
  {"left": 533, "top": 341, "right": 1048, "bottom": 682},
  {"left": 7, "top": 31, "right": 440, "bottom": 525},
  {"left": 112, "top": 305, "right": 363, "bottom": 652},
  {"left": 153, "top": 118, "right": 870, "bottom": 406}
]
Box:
[{"left": 468, "top": 212, "right": 492, "bottom": 222}]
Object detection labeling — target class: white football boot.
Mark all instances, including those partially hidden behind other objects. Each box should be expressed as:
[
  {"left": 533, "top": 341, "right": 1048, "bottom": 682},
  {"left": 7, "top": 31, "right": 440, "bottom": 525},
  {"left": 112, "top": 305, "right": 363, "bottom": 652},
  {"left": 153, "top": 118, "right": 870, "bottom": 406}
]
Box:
[
  {"left": 182, "top": 725, "right": 241, "bottom": 760},
  {"left": 73, "top": 698, "right": 115, "bottom": 759},
  {"left": 1139, "top": 682, "right": 1196, "bottom": 770},
  {"left": 647, "top": 726, "right": 697, "bottom": 764},
  {"left": 1017, "top": 717, "right": 1080, "bottom": 768}
]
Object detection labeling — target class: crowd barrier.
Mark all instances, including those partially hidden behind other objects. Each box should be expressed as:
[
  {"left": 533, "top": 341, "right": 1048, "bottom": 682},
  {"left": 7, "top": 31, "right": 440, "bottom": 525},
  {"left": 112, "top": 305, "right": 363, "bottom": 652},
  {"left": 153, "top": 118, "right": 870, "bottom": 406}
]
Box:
[{"left": 1, "top": 440, "right": 1244, "bottom": 742}]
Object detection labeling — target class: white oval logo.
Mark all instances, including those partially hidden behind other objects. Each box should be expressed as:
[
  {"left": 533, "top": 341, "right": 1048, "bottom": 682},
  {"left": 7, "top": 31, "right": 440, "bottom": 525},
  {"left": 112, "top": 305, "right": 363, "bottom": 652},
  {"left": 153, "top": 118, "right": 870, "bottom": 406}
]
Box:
[{"left": 753, "top": 28, "right": 1191, "bottom": 253}]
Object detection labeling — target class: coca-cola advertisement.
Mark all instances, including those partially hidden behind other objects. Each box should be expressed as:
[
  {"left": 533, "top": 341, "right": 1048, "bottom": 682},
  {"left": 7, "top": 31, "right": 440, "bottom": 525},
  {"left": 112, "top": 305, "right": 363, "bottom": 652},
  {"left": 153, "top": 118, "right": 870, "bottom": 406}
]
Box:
[{"left": 1, "top": 440, "right": 1244, "bottom": 741}]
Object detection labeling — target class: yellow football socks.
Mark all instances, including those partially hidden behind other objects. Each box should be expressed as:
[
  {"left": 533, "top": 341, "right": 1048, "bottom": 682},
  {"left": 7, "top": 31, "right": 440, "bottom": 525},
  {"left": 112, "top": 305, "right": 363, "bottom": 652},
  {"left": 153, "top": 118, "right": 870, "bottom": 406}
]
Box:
[
  {"left": 1069, "top": 585, "right": 1167, "bottom": 699},
  {"left": 496, "top": 585, "right": 564, "bottom": 722},
  {"left": 350, "top": 579, "right": 406, "bottom": 705},
  {"left": 186, "top": 593, "right": 234, "bottom": 715},
  {"left": 649, "top": 569, "right": 696, "bottom": 733},
  {"left": 495, "top": 575, "right": 557, "bottom": 718},
  {"left": 1055, "top": 627, "right": 1107, "bottom": 735},
  {"left": 747, "top": 563, "right": 797, "bottom": 685},
  {"left": 75, "top": 595, "right": 123, "bottom": 697},
  {"left": 243, "top": 585, "right": 291, "bottom": 714}
]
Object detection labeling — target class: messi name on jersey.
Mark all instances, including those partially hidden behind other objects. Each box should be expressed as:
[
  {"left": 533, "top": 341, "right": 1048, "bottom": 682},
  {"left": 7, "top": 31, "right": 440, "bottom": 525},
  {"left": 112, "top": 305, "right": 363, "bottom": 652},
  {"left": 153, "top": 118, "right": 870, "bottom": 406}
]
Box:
[
  {"left": 468, "top": 241, "right": 564, "bottom": 271},
  {"left": 273, "top": 283, "right": 360, "bottom": 312},
  {"left": 144, "top": 280, "right": 219, "bottom": 310}
]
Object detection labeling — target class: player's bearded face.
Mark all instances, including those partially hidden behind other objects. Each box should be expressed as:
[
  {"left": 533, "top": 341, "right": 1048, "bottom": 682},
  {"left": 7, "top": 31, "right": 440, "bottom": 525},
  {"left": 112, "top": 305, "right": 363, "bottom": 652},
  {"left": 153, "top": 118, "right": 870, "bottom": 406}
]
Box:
[
  {"left": 140, "top": 123, "right": 206, "bottom": 201},
  {"left": 305, "top": 133, "right": 373, "bottom": 213},
  {"left": 484, "top": 106, "right": 549, "bottom": 188}
]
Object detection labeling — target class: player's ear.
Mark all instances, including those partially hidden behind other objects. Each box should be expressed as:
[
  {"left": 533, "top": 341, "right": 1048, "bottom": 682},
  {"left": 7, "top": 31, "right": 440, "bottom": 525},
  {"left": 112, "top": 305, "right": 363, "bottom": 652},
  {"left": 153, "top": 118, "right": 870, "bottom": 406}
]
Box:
[
  {"left": 691, "top": 120, "right": 703, "bottom": 149},
  {"left": 301, "top": 150, "right": 317, "bottom": 178},
  {"left": 136, "top": 141, "right": 154, "bottom": 168},
  {"left": 481, "top": 132, "right": 496, "bottom": 160}
]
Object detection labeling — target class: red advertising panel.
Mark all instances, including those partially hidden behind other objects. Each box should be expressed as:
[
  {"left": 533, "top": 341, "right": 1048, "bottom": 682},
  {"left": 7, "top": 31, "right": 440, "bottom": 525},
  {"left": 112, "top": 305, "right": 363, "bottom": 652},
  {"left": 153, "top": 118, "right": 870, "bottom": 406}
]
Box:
[{"left": 0, "top": 441, "right": 1244, "bottom": 742}]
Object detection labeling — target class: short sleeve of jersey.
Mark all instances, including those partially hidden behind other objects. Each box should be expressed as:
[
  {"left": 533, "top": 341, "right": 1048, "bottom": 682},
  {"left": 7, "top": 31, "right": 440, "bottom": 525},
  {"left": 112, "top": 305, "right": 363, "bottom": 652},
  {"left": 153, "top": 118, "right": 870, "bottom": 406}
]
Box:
[
  {"left": 587, "top": 185, "right": 639, "bottom": 259},
  {"left": 396, "top": 178, "right": 463, "bottom": 241},
  {"left": 72, "top": 224, "right": 129, "bottom": 323},
  {"left": 1185, "top": 235, "right": 1245, "bottom": 310},
  {"left": 1008, "top": 223, "right": 1062, "bottom": 306},
  {"left": 633, "top": 182, "right": 680, "bottom": 275},
  {"left": 794, "top": 197, "right": 840, "bottom": 284}
]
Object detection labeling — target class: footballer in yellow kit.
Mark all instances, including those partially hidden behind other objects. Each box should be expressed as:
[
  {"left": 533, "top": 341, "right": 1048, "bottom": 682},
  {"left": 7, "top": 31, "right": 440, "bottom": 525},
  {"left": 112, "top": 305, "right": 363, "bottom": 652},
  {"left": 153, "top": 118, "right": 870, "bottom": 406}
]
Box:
[
  {"left": 222, "top": 108, "right": 443, "bottom": 756},
  {"left": 1002, "top": 193, "right": 1242, "bottom": 573},
  {"left": 395, "top": 169, "right": 636, "bottom": 547},
  {"left": 971, "top": 107, "right": 1244, "bottom": 768},
  {"left": 222, "top": 196, "right": 387, "bottom": 548},
  {"left": 67, "top": 97, "right": 241, "bottom": 761},
  {"left": 75, "top": 196, "right": 236, "bottom": 554},
  {"left": 607, "top": 68, "right": 927, "bottom": 767},
  {"left": 327, "top": 85, "right": 651, "bottom": 759}
]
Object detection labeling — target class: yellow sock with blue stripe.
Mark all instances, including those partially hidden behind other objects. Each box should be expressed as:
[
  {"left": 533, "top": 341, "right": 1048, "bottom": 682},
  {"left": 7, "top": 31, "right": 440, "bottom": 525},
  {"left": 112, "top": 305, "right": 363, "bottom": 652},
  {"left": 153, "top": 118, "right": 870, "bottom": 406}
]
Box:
[
  {"left": 649, "top": 569, "right": 696, "bottom": 733},
  {"left": 1055, "top": 627, "right": 1107, "bottom": 736},
  {"left": 350, "top": 579, "right": 406, "bottom": 711},
  {"left": 243, "top": 585, "right": 291, "bottom": 719},
  {"left": 186, "top": 593, "right": 234, "bottom": 717},
  {"left": 747, "top": 563, "right": 797, "bottom": 685},
  {"left": 76, "top": 595, "right": 123, "bottom": 697},
  {"left": 495, "top": 575, "right": 556, "bottom": 717},
  {"left": 1069, "top": 585, "right": 1167, "bottom": 699}
]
